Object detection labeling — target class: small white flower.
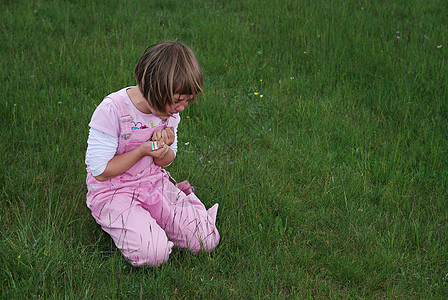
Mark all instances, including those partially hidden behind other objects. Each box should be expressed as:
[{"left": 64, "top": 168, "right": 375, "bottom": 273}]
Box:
[
  {"left": 437, "top": 45, "right": 442, "bottom": 48},
  {"left": 185, "top": 142, "right": 190, "bottom": 146}
]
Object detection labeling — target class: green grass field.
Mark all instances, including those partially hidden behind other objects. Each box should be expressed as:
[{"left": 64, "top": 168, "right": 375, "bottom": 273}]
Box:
[{"left": 1, "top": 0, "right": 447, "bottom": 298}]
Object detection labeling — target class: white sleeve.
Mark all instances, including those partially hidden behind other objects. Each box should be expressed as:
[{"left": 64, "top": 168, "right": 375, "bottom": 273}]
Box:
[
  {"left": 170, "top": 124, "right": 178, "bottom": 155},
  {"left": 86, "top": 128, "right": 118, "bottom": 176}
]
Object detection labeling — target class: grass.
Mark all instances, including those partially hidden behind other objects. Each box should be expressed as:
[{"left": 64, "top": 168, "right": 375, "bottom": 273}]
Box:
[{"left": 1, "top": 0, "right": 447, "bottom": 298}]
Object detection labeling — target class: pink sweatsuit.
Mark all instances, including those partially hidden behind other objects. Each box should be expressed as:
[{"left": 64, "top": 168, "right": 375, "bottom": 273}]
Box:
[{"left": 86, "top": 89, "right": 220, "bottom": 266}]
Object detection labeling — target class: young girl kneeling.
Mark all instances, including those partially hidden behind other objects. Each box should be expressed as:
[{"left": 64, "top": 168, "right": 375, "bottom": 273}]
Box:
[{"left": 85, "top": 42, "right": 220, "bottom": 267}]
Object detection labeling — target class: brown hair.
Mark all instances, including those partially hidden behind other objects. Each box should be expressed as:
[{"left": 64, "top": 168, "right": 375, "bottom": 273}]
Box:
[{"left": 134, "top": 41, "right": 203, "bottom": 114}]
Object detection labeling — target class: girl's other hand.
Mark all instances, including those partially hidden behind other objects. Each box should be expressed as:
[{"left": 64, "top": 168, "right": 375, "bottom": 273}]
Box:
[{"left": 151, "top": 127, "right": 175, "bottom": 146}]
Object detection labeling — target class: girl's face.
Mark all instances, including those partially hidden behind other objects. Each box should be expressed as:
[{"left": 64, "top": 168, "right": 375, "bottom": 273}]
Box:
[{"left": 154, "top": 94, "right": 193, "bottom": 120}]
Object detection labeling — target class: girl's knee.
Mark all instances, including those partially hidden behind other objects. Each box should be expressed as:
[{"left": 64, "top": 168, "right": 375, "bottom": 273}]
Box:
[{"left": 125, "top": 239, "right": 174, "bottom": 267}]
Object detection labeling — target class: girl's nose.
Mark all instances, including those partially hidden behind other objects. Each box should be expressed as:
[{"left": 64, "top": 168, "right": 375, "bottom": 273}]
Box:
[{"left": 176, "top": 103, "right": 187, "bottom": 112}]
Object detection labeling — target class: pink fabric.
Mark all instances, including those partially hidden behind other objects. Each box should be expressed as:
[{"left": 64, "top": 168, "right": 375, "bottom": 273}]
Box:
[
  {"left": 176, "top": 180, "right": 195, "bottom": 195},
  {"left": 86, "top": 89, "right": 220, "bottom": 267}
]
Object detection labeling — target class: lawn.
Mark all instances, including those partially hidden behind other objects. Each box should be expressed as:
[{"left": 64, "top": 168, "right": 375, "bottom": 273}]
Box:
[{"left": 1, "top": 0, "right": 447, "bottom": 298}]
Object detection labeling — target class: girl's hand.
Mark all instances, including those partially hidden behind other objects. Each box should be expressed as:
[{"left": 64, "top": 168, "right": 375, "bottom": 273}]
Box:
[
  {"left": 139, "top": 141, "right": 170, "bottom": 159},
  {"left": 151, "top": 127, "right": 175, "bottom": 146}
]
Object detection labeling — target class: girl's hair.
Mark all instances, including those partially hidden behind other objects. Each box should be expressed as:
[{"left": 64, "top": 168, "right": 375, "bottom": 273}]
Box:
[{"left": 134, "top": 41, "right": 203, "bottom": 114}]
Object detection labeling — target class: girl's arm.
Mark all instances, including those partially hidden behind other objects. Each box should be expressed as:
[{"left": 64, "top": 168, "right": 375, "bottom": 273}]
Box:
[
  {"left": 86, "top": 128, "right": 118, "bottom": 177},
  {"left": 94, "top": 141, "right": 170, "bottom": 181}
]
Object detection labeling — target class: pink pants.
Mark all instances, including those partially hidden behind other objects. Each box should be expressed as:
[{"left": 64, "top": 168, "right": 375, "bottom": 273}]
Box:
[{"left": 86, "top": 172, "right": 219, "bottom": 266}]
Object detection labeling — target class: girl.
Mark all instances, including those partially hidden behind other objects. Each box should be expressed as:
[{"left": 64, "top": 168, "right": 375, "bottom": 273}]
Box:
[{"left": 85, "top": 42, "right": 220, "bottom": 267}]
